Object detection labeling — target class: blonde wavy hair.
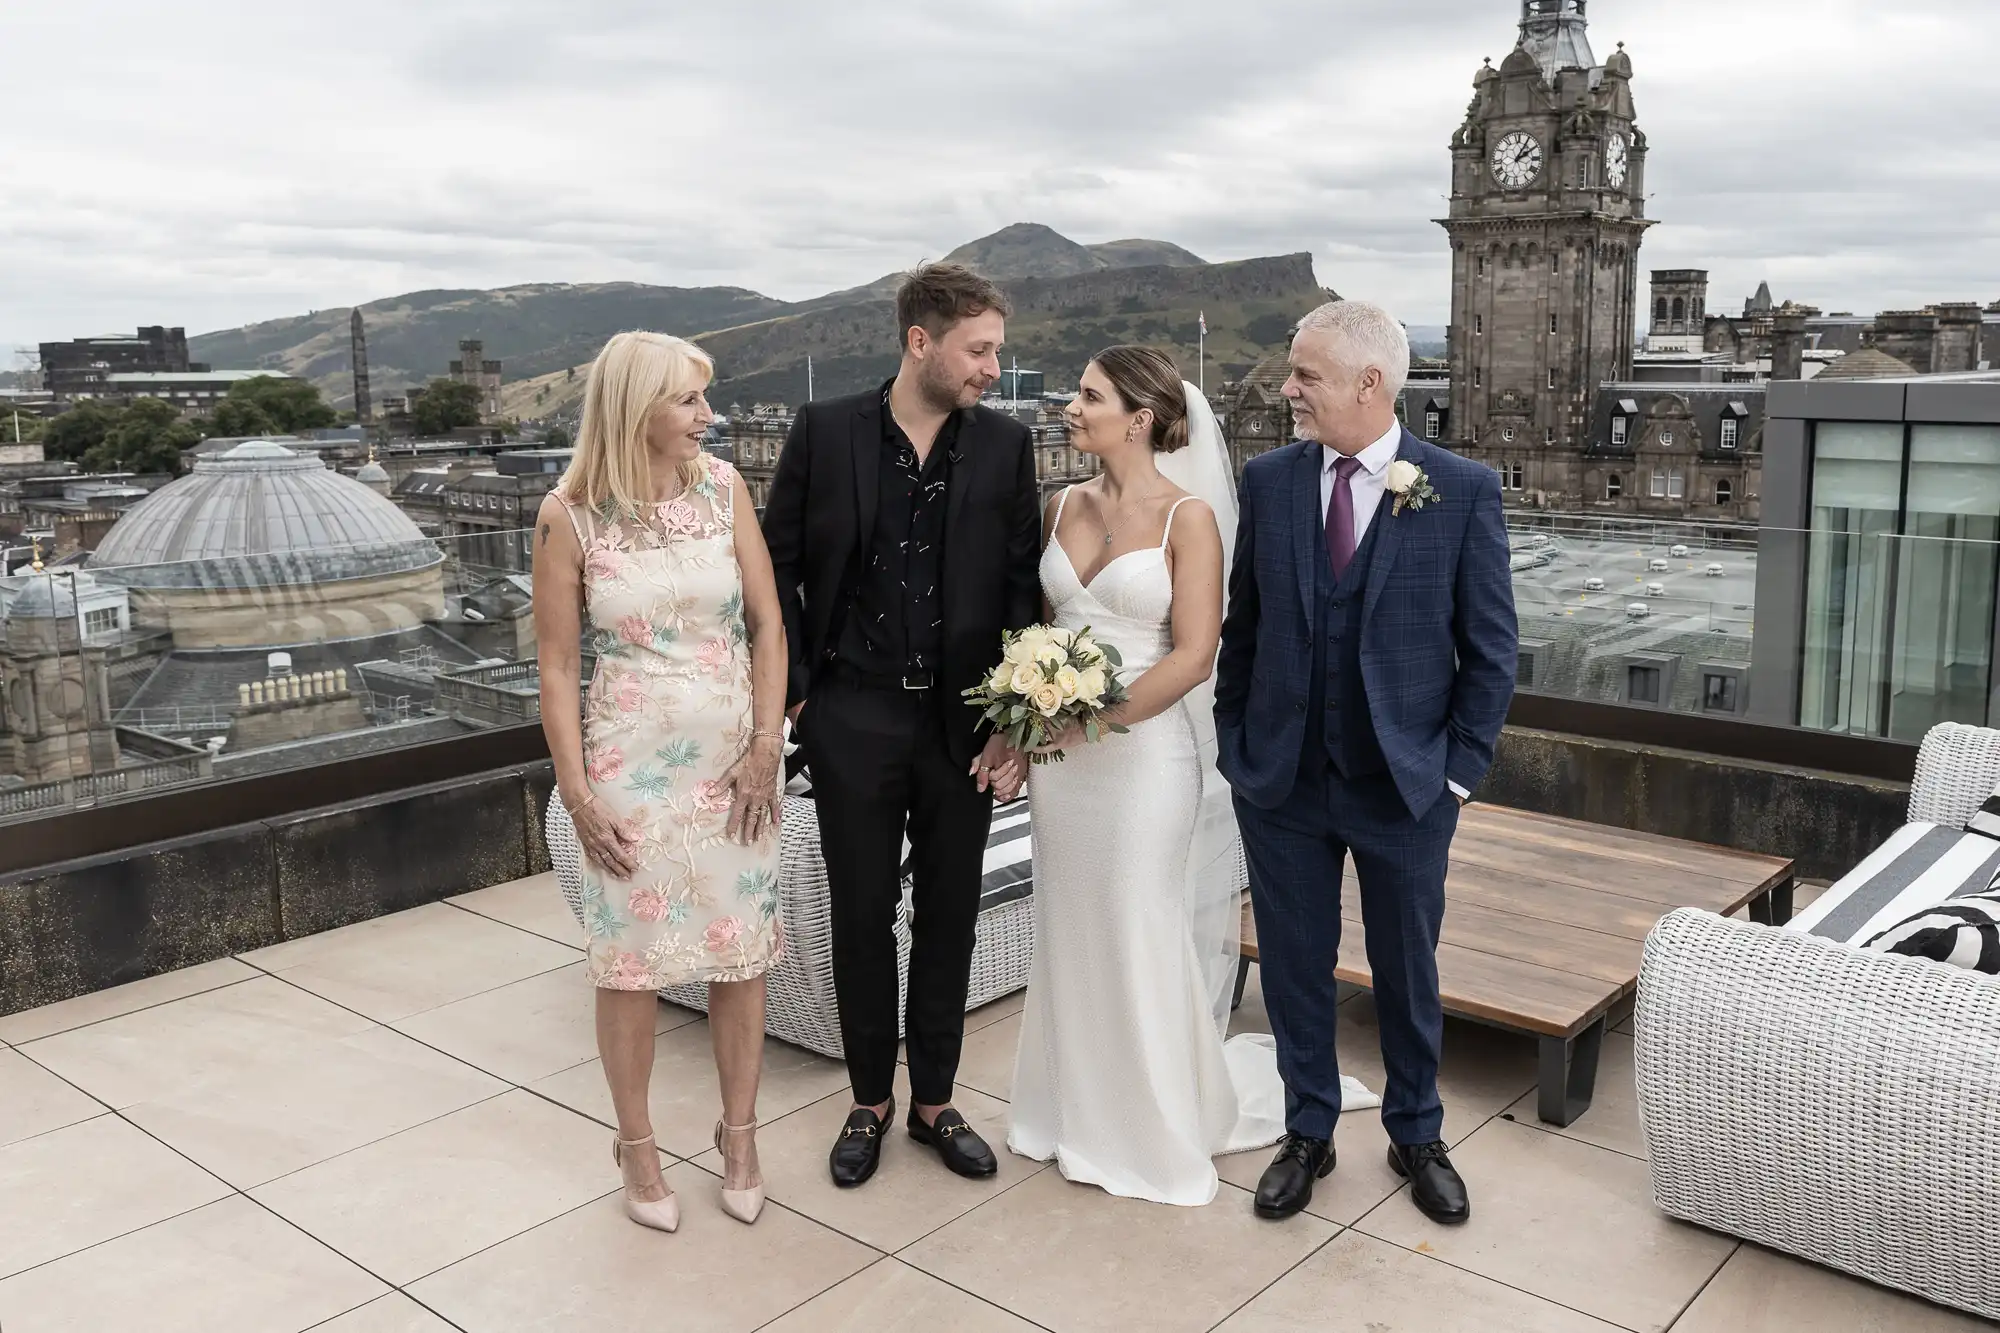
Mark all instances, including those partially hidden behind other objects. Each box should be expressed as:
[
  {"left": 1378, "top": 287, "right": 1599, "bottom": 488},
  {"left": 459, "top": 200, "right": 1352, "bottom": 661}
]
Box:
[{"left": 560, "top": 331, "right": 714, "bottom": 514}]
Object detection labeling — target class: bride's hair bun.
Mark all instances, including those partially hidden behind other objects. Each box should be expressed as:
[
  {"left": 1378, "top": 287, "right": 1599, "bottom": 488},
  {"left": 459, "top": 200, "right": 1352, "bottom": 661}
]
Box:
[{"left": 1092, "top": 345, "right": 1190, "bottom": 454}]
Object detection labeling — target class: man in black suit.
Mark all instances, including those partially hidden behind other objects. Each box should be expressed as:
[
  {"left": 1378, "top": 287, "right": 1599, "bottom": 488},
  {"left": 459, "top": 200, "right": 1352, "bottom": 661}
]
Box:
[{"left": 763, "top": 263, "right": 1041, "bottom": 1187}]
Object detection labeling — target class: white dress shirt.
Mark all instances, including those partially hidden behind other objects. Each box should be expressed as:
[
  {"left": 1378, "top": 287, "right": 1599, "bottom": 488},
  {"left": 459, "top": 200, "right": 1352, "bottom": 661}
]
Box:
[{"left": 1317, "top": 423, "right": 1470, "bottom": 803}]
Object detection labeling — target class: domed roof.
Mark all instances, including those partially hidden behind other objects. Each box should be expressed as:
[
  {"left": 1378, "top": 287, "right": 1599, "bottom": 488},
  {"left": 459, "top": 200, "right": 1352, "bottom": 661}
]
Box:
[
  {"left": 355, "top": 459, "right": 391, "bottom": 483},
  {"left": 1815, "top": 348, "right": 1917, "bottom": 382},
  {"left": 91, "top": 440, "right": 440, "bottom": 590},
  {"left": 8, "top": 575, "right": 82, "bottom": 619}
]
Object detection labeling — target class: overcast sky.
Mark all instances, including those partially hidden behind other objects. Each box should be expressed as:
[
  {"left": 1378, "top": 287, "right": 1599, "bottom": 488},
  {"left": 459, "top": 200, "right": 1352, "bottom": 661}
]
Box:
[{"left": 5, "top": 0, "right": 1996, "bottom": 356}]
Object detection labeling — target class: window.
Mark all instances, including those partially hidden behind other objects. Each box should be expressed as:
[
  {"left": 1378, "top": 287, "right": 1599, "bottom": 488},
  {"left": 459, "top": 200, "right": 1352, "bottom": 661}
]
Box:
[
  {"left": 1545, "top": 427, "right": 1555, "bottom": 445},
  {"left": 1549, "top": 315, "right": 1559, "bottom": 335},
  {"left": 1660, "top": 430, "right": 1674, "bottom": 447},
  {"left": 1671, "top": 296, "right": 1686, "bottom": 325},
  {"left": 1605, "top": 473, "right": 1623, "bottom": 499},
  {"left": 1720, "top": 417, "right": 1739, "bottom": 449},
  {"left": 1474, "top": 366, "right": 1483, "bottom": 388},
  {"left": 1703, "top": 672, "right": 1741, "bottom": 714},
  {"left": 1552, "top": 252, "right": 1561, "bottom": 275},
  {"left": 1626, "top": 665, "right": 1662, "bottom": 704},
  {"left": 1478, "top": 256, "right": 1486, "bottom": 276},
  {"left": 1501, "top": 426, "right": 1516, "bottom": 443},
  {"left": 1668, "top": 472, "right": 1685, "bottom": 499},
  {"left": 1424, "top": 411, "right": 1440, "bottom": 441},
  {"left": 1716, "top": 478, "right": 1734, "bottom": 504},
  {"left": 1505, "top": 462, "right": 1526, "bottom": 490},
  {"left": 1547, "top": 368, "right": 1557, "bottom": 390},
  {"left": 1654, "top": 297, "right": 1668, "bottom": 325},
  {"left": 1650, "top": 472, "right": 1667, "bottom": 498},
  {"left": 1611, "top": 417, "right": 1629, "bottom": 447},
  {"left": 84, "top": 607, "right": 119, "bottom": 635},
  {"left": 1475, "top": 314, "right": 1483, "bottom": 335}
]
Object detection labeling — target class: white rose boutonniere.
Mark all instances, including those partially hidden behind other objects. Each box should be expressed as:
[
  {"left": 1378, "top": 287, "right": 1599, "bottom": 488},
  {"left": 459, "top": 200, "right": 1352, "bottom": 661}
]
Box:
[{"left": 1385, "top": 459, "right": 1440, "bottom": 516}]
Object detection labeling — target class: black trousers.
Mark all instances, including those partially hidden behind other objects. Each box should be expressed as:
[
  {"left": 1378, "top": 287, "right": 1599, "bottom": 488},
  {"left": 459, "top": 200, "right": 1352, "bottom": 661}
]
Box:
[{"left": 802, "top": 675, "right": 994, "bottom": 1106}]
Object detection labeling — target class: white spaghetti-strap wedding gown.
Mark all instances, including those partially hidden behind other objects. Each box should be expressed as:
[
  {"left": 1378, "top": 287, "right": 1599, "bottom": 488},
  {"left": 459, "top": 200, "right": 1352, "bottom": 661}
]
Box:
[{"left": 1005, "top": 492, "right": 1288, "bottom": 1206}]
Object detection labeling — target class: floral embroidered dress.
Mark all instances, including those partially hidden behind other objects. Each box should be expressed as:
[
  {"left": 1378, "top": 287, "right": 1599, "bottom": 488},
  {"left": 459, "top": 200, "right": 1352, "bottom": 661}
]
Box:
[{"left": 563, "top": 453, "right": 782, "bottom": 989}]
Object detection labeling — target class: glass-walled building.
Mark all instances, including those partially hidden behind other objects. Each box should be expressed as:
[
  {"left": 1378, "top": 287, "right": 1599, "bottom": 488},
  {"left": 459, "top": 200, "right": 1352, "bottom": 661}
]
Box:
[{"left": 1751, "top": 374, "right": 2000, "bottom": 740}]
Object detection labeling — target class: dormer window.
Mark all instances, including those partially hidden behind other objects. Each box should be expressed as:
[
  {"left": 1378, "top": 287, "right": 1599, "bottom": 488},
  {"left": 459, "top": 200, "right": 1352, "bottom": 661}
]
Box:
[
  {"left": 1719, "top": 401, "right": 1749, "bottom": 450},
  {"left": 1720, "top": 418, "right": 1739, "bottom": 450},
  {"left": 1425, "top": 410, "right": 1441, "bottom": 441},
  {"left": 1610, "top": 397, "right": 1639, "bottom": 448},
  {"left": 1611, "top": 417, "right": 1628, "bottom": 447}
]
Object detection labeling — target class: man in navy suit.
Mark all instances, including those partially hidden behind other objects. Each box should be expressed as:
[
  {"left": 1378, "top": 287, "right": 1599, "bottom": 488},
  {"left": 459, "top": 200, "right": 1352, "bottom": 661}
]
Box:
[{"left": 1216, "top": 300, "right": 1516, "bottom": 1224}]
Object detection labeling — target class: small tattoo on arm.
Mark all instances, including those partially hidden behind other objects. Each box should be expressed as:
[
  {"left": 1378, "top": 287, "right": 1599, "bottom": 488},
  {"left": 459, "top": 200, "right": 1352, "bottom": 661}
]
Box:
[{"left": 540, "top": 522, "right": 551, "bottom": 547}]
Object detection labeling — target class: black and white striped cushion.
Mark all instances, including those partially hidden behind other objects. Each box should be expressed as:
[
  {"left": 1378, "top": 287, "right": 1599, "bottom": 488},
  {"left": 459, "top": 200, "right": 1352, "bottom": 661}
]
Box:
[
  {"left": 1862, "top": 889, "right": 2000, "bottom": 973},
  {"left": 1788, "top": 823, "right": 2000, "bottom": 947},
  {"left": 1969, "top": 788, "right": 2000, "bottom": 841}
]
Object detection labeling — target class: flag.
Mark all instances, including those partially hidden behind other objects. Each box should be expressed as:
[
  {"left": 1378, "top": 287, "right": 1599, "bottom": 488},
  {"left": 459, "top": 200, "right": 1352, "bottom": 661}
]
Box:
[{"left": 1199, "top": 311, "right": 1208, "bottom": 336}]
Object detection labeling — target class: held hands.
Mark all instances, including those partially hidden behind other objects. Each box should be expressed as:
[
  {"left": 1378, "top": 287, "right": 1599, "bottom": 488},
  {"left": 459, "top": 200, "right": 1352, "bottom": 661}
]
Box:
[
  {"left": 970, "top": 733, "right": 1026, "bottom": 802},
  {"left": 724, "top": 734, "right": 784, "bottom": 846},
  {"left": 568, "top": 793, "right": 641, "bottom": 880}
]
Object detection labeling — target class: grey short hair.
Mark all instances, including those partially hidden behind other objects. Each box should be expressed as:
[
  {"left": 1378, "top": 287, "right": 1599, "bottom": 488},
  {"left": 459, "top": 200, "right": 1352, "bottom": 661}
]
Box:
[{"left": 1295, "top": 300, "right": 1410, "bottom": 399}]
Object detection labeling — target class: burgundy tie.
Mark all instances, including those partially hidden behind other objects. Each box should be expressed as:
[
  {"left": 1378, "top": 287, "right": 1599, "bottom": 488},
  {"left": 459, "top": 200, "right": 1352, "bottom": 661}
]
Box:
[{"left": 1326, "top": 456, "right": 1363, "bottom": 580}]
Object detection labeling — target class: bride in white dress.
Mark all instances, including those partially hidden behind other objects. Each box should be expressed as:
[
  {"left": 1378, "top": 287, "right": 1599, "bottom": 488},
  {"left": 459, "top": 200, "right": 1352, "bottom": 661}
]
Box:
[{"left": 1006, "top": 347, "right": 1376, "bottom": 1207}]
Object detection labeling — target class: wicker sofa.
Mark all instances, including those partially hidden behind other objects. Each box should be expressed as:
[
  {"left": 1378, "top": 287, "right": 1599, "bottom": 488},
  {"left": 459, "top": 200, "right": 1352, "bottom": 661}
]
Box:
[
  {"left": 546, "top": 789, "right": 1035, "bottom": 1059},
  {"left": 1634, "top": 722, "right": 2000, "bottom": 1321}
]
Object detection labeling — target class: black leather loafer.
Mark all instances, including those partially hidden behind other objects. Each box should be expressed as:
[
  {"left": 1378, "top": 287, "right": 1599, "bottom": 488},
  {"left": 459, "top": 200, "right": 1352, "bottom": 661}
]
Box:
[
  {"left": 1388, "top": 1140, "right": 1470, "bottom": 1224},
  {"left": 829, "top": 1098, "right": 893, "bottom": 1188},
  {"left": 1254, "top": 1134, "right": 1335, "bottom": 1219},
  {"left": 908, "top": 1107, "right": 997, "bottom": 1178}
]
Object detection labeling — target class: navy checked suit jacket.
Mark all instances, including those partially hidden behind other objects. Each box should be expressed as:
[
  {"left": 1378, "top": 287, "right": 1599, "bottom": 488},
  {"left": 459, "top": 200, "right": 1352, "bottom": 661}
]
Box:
[{"left": 1214, "top": 431, "right": 1517, "bottom": 818}]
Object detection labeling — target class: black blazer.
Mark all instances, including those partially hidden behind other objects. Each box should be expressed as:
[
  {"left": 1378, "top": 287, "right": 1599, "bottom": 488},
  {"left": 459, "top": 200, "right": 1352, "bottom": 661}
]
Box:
[{"left": 762, "top": 387, "right": 1042, "bottom": 768}]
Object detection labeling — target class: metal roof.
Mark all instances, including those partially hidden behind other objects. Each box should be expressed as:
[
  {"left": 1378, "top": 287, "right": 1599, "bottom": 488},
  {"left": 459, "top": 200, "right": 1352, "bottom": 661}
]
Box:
[{"left": 89, "top": 441, "right": 439, "bottom": 589}]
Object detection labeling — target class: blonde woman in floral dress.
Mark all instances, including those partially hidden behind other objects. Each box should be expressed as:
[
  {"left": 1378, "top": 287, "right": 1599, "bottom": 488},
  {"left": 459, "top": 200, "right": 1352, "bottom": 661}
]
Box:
[{"left": 535, "top": 331, "right": 787, "bottom": 1232}]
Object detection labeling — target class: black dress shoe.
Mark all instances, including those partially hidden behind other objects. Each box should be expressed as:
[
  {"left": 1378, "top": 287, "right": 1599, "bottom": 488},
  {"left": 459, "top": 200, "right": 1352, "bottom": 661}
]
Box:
[
  {"left": 1254, "top": 1134, "right": 1335, "bottom": 1219},
  {"left": 1387, "top": 1140, "right": 1470, "bottom": 1224},
  {"left": 829, "top": 1098, "right": 893, "bottom": 1188},
  {"left": 907, "top": 1107, "right": 997, "bottom": 1178}
]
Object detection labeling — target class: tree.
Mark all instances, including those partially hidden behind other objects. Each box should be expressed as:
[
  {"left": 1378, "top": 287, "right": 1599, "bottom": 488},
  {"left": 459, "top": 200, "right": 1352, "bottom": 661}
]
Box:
[
  {"left": 220, "top": 375, "right": 336, "bottom": 433},
  {"left": 41, "top": 400, "right": 122, "bottom": 463},
  {"left": 81, "top": 398, "right": 198, "bottom": 475},
  {"left": 211, "top": 397, "right": 279, "bottom": 438},
  {"left": 543, "top": 425, "right": 571, "bottom": 450},
  {"left": 411, "top": 379, "right": 484, "bottom": 435}
]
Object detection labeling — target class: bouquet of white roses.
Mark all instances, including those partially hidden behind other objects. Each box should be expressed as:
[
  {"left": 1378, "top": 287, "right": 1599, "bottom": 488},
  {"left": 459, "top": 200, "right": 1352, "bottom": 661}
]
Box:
[{"left": 964, "top": 624, "right": 1129, "bottom": 765}]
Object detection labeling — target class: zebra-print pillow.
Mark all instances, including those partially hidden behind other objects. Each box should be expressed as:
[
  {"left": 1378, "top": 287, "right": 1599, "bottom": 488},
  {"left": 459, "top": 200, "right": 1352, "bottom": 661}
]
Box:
[{"left": 1862, "top": 888, "right": 2000, "bottom": 974}]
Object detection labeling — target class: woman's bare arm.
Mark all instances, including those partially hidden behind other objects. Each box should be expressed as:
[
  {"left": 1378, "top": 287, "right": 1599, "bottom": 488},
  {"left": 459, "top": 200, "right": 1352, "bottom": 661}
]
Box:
[
  {"left": 1089, "top": 498, "right": 1223, "bottom": 731},
  {"left": 724, "top": 471, "right": 788, "bottom": 842}
]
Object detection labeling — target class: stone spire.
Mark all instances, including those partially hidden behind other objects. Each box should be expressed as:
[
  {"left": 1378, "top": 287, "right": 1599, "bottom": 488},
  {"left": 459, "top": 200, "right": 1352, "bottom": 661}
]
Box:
[
  {"left": 1519, "top": 0, "right": 1596, "bottom": 82},
  {"left": 350, "top": 308, "right": 373, "bottom": 424}
]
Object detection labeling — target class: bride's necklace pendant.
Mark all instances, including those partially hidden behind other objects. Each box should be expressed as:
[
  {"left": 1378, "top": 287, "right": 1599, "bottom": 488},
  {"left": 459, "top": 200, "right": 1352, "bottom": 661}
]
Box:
[{"left": 1103, "top": 533, "right": 1115, "bottom": 547}]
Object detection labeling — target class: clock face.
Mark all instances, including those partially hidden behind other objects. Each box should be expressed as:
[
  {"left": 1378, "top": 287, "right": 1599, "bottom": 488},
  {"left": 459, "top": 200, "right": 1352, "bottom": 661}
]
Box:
[
  {"left": 1491, "top": 131, "right": 1543, "bottom": 190},
  {"left": 1605, "top": 133, "right": 1629, "bottom": 189}
]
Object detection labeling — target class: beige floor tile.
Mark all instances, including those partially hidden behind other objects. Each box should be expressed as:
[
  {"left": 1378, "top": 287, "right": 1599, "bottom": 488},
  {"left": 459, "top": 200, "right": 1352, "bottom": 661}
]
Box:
[
  {"left": 1672, "top": 1243, "right": 1995, "bottom": 1332},
  {"left": 1357, "top": 1118, "right": 1734, "bottom": 1333},
  {"left": 310, "top": 1293, "right": 463, "bottom": 1332},
  {"left": 448, "top": 873, "right": 585, "bottom": 948},
  {"left": 761, "top": 1257, "right": 1041, "bottom": 1332},
  {"left": 0, "top": 1048, "right": 105, "bottom": 1148},
  {"left": 964, "top": 989, "right": 1025, "bottom": 1034},
  {"left": 242, "top": 902, "right": 579, "bottom": 1024},
  {"left": 393, "top": 962, "right": 696, "bottom": 1086},
  {"left": 1213, "top": 1110, "right": 1407, "bottom": 1226},
  {"left": 1338, "top": 995, "right": 1540, "bottom": 1145},
  {"left": 1214, "top": 1230, "right": 1622, "bottom": 1332},
  {"left": 528, "top": 1020, "right": 851, "bottom": 1158},
  {"left": 0, "top": 1195, "right": 386, "bottom": 1333},
  {"left": 409, "top": 1160, "right": 875, "bottom": 1331},
  {"left": 951, "top": 1010, "right": 1022, "bottom": 1102},
  {"left": 1502, "top": 1030, "right": 1644, "bottom": 1160},
  {"left": 251, "top": 1089, "right": 618, "bottom": 1286},
  {"left": 903, "top": 1166, "right": 1336, "bottom": 1333},
  {"left": 19, "top": 976, "right": 373, "bottom": 1110},
  {"left": 0, "top": 959, "right": 261, "bottom": 1046},
  {"left": 126, "top": 1025, "right": 507, "bottom": 1188},
  {"left": 688, "top": 1067, "right": 1042, "bottom": 1252},
  {"left": 0, "top": 1114, "right": 232, "bottom": 1279}
]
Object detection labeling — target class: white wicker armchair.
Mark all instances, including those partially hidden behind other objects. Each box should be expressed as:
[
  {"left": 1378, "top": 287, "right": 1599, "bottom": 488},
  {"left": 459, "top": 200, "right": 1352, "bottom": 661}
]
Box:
[{"left": 1634, "top": 722, "right": 2000, "bottom": 1321}]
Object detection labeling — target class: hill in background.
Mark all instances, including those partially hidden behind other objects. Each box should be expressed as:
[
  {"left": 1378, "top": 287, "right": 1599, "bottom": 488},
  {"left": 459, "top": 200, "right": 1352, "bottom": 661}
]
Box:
[{"left": 190, "top": 224, "right": 1334, "bottom": 418}]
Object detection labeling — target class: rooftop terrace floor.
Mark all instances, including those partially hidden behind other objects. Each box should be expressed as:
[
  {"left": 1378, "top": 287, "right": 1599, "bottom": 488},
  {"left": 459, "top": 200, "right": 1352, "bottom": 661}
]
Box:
[{"left": 0, "top": 875, "right": 1984, "bottom": 1332}]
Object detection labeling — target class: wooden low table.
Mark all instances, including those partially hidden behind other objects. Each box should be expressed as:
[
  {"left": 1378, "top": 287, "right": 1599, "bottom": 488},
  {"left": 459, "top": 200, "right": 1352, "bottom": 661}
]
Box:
[{"left": 1234, "top": 803, "right": 1795, "bottom": 1128}]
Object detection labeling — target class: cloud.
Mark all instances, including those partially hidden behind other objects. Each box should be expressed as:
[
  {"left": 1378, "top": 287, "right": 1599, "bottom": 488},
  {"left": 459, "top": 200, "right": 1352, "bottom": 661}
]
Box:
[{"left": 3, "top": 0, "right": 1995, "bottom": 356}]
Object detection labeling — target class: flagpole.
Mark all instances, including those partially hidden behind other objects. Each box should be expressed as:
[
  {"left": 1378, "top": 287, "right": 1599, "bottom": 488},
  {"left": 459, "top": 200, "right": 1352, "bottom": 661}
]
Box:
[
  {"left": 1197, "top": 311, "right": 1206, "bottom": 396},
  {"left": 806, "top": 356, "right": 813, "bottom": 403}
]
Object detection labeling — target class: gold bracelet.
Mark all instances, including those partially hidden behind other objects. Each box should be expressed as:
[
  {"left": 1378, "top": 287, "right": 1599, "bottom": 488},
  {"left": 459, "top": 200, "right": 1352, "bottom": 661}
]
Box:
[
  {"left": 564, "top": 791, "right": 598, "bottom": 815},
  {"left": 750, "top": 729, "right": 784, "bottom": 745}
]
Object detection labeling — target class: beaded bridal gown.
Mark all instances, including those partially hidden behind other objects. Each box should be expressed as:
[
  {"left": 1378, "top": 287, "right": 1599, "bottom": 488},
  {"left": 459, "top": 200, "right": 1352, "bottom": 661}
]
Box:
[{"left": 1006, "top": 492, "right": 1289, "bottom": 1207}]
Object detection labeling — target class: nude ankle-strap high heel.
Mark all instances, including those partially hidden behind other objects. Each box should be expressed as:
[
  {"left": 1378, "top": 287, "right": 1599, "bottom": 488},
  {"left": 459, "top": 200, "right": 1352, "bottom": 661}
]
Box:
[
  {"left": 714, "top": 1119, "right": 766, "bottom": 1224},
  {"left": 612, "top": 1133, "right": 679, "bottom": 1233}
]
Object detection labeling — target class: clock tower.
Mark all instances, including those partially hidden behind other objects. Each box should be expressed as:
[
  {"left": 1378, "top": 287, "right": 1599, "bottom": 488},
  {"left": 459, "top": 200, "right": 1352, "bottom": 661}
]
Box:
[{"left": 1440, "top": 0, "right": 1652, "bottom": 503}]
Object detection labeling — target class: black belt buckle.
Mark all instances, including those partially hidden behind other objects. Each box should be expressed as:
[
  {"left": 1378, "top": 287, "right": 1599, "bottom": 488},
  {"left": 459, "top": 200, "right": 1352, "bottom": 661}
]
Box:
[{"left": 901, "top": 673, "right": 933, "bottom": 691}]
